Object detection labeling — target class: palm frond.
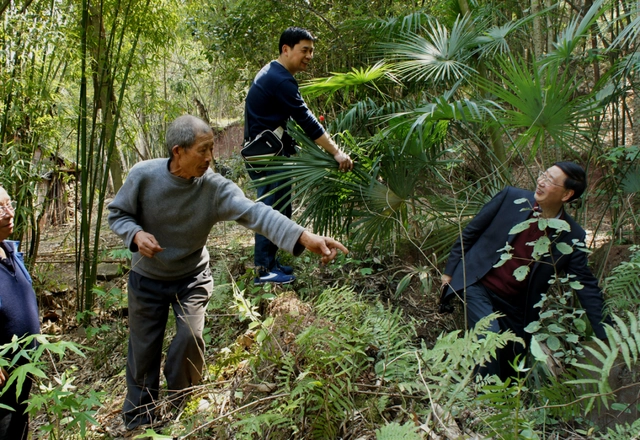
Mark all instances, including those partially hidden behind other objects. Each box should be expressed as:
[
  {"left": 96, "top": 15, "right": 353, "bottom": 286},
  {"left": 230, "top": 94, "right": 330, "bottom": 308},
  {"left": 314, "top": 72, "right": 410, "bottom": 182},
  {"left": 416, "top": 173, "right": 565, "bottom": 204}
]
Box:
[
  {"left": 248, "top": 123, "right": 376, "bottom": 235},
  {"left": 367, "top": 12, "right": 433, "bottom": 38},
  {"left": 382, "top": 14, "right": 479, "bottom": 84},
  {"left": 480, "top": 57, "right": 602, "bottom": 154},
  {"left": 331, "top": 98, "right": 423, "bottom": 134},
  {"left": 544, "top": 0, "right": 608, "bottom": 65},
  {"left": 611, "top": 13, "right": 640, "bottom": 50},
  {"left": 382, "top": 94, "right": 496, "bottom": 157},
  {"left": 613, "top": 52, "right": 640, "bottom": 80},
  {"left": 475, "top": 7, "right": 552, "bottom": 58},
  {"left": 621, "top": 166, "right": 640, "bottom": 195},
  {"left": 300, "top": 61, "right": 394, "bottom": 100}
]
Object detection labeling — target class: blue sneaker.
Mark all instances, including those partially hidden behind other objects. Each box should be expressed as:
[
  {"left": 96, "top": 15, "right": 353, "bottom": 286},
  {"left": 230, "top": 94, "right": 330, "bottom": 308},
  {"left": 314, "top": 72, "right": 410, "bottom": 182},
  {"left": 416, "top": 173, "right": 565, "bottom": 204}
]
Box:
[
  {"left": 276, "top": 263, "right": 294, "bottom": 275},
  {"left": 254, "top": 269, "right": 295, "bottom": 285}
]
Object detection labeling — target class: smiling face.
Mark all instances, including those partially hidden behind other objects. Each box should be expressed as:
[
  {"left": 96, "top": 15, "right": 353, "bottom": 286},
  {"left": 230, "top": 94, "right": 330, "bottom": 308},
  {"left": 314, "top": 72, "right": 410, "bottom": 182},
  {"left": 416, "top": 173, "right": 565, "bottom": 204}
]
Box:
[
  {"left": 279, "top": 39, "right": 314, "bottom": 75},
  {"left": 169, "top": 131, "right": 214, "bottom": 179},
  {"left": 534, "top": 165, "right": 575, "bottom": 214},
  {"left": 0, "top": 187, "right": 14, "bottom": 242}
]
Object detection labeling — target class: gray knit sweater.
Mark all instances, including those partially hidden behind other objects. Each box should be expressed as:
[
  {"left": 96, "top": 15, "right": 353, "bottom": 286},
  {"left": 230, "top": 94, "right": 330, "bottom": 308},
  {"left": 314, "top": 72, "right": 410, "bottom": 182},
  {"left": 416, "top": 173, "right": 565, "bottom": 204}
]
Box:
[{"left": 107, "top": 158, "right": 305, "bottom": 280}]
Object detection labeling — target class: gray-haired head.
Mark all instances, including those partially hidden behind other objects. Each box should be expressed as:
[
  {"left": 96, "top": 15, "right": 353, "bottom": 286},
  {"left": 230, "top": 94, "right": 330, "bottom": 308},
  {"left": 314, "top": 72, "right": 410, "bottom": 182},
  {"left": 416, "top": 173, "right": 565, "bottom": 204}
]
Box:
[{"left": 166, "top": 115, "right": 213, "bottom": 159}]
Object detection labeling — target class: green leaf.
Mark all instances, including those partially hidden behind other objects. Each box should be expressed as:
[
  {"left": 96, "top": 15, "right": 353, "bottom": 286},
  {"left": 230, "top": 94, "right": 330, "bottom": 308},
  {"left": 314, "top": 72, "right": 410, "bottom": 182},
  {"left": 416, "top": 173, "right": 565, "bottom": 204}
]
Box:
[
  {"left": 573, "top": 318, "right": 587, "bottom": 332},
  {"left": 256, "top": 330, "right": 268, "bottom": 343},
  {"left": 513, "top": 265, "right": 530, "bottom": 281},
  {"left": 509, "top": 218, "right": 537, "bottom": 234},
  {"left": 611, "top": 403, "right": 631, "bottom": 413},
  {"left": 555, "top": 242, "right": 574, "bottom": 255},
  {"left": 547, "top": 335, "right": 561, "bottom": 351},
  {"left": 532, "top": 236, "right": 551, "bottom": 258},
  {"left": 566, "top": 334, "right": 580, "bottom": 343},
  {"left": 569, "top": 281, "right": 584, "bottom": 290},
  {"left": 524, "top": 321, "right": 541, "bottom": 333},
  {"left": 530, "top": 337, "right": 548, "bottom": 363},
  {"left": 396, "top": 273, "right": 413, "bottom": 296},
  {"left": 136, "top": 428, "right": 174, "bottom": 439},
  {"left": 547, "top": 218, "right": 571, "bottom": 232},
  {"left": 547, "top": 324, "right": 565, "bottom": 333}
]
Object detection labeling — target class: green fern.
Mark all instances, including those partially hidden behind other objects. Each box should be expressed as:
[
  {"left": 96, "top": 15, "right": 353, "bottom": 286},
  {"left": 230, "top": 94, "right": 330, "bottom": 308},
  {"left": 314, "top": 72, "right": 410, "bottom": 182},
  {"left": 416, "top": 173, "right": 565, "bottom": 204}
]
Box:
[
  {"left": 416, "top": 314, "right": 523, "bottom": 435},
  {"left": 376, "top": 422, "right": 421, "bottom": 440},
  {"left": 245, "top": 286, "right": 417, "bottom": 439},
  {"left": 604, "top": 245, "right": 640, "bottom": 312},
  {"left": 568, "top": 311, "right": 640, "bottom": 413},
  {"left": 599, "top": 417, "right": 640, "bottom": 439}
]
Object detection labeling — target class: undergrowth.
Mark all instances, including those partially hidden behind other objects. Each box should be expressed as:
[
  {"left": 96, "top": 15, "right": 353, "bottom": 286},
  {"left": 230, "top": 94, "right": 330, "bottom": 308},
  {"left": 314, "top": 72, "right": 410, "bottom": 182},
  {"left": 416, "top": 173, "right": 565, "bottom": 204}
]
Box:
[{"left": 4, "top": 234, "right": 640, "bottom": 439}]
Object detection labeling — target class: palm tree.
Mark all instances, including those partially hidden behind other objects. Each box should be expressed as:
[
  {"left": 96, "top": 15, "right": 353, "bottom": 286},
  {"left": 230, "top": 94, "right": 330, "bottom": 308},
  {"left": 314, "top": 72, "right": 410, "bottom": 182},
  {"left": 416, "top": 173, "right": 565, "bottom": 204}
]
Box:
[{"left": 253, "top": 0, "right": 636, "bottom": 265}]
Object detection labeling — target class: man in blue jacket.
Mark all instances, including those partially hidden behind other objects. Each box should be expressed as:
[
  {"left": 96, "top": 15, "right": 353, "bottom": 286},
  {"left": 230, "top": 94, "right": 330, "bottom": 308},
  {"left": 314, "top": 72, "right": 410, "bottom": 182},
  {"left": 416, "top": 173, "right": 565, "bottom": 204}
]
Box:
[
  {"left": 244, "top": 27, "right": 353, "bottom": 284},
  {"left": 440, "top": 162, "right": 609, "bottom": 379},
  {"left": 0, "top": 185, "right": 40, "bottom": 439}
]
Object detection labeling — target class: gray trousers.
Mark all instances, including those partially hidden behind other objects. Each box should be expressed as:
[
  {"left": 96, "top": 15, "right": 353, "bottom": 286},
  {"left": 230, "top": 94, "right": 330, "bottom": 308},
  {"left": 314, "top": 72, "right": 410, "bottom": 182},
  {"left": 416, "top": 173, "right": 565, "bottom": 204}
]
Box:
[{"left": 123, "top": 268, "right": 213, "bottom": 430}]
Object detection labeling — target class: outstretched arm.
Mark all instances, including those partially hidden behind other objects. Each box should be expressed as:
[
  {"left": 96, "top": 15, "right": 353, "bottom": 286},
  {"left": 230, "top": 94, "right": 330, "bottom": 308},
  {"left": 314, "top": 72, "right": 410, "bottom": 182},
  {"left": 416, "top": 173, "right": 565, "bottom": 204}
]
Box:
[{"left": 297, "top": 231, "right": 349, "bottom": 265}]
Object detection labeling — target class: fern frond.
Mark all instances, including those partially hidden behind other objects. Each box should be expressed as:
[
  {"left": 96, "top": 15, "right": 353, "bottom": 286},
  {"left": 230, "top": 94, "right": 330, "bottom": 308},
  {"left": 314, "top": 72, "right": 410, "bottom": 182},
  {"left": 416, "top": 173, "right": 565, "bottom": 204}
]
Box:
[{"left": 376, "top": 421, "right": 421, "bottom": 440}]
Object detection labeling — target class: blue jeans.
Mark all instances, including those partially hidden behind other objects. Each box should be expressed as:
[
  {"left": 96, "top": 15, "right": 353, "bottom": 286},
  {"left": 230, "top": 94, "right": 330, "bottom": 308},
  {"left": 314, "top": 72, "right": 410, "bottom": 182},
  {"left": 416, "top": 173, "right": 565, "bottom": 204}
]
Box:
[
  {"left": 464, "top": 282, "right": 528, "bottom": 380},
  {"left": 247, "top": 167, "right": 292, "bottom": 274}
]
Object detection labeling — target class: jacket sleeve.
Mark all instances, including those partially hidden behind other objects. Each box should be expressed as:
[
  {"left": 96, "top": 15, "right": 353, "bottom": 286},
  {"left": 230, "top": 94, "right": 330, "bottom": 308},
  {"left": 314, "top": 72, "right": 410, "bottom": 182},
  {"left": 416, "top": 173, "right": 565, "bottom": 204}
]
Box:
[
  {"left": 278, "top": 78, "right": 325, "bottom": 140},
  {"left": 213, "top": 178, "right": 306, "bottom": 256},
  {"left": 107, "top": 170, "right": 144, "bottom": 253},
  {"left": 443, "top": 188, "right": 511, "bottom": 276},
  {"left": 565, "top": 237, "right": 611, "bottom": 339}
]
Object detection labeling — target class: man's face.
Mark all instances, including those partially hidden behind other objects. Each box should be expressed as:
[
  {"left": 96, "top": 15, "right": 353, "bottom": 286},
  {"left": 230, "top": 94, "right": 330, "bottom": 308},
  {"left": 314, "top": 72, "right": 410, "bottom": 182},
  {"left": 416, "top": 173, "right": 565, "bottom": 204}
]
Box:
[
  {"left": 282, "top": 39, "right": 314, "bottom": 74},
  {"left": 534, "top": 165, "right": 574, "bottom": 207},
  {"left": 0, "top": 189, "right": 14, "bottom": 242},
  {"left": 171, "top": 131, "right": 214, "bottom": 179}
]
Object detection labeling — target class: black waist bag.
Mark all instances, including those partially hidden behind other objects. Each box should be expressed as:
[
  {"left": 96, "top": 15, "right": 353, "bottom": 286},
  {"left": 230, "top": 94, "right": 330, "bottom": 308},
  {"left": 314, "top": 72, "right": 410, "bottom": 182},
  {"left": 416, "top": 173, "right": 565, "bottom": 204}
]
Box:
[{"left": 241, "top": 130, "right": 283, "bottom": 162}]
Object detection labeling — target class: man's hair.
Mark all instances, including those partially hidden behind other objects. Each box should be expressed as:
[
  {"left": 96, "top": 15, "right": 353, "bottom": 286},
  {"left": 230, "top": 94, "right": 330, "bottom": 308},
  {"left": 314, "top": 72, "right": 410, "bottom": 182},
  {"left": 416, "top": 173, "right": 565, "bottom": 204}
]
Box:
[
  {"left": 554, "top": 161, "right": 586, "bottom": 202},
  {"left": 166, "top": 115, "right": 212, "bottom": 158},
  {"left": 279, "top": 27, "right": 315, "bottom": 54}
]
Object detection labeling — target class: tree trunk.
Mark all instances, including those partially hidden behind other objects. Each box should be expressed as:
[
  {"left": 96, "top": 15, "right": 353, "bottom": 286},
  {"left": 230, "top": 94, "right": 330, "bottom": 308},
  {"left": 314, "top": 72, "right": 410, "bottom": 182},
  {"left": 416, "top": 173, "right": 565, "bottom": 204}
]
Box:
[
  {"left": 88, "top": 4, "right": 123, "bottom": 193},
  {"left": 531, "top": 0, "right": 544, "bottom": 58}
]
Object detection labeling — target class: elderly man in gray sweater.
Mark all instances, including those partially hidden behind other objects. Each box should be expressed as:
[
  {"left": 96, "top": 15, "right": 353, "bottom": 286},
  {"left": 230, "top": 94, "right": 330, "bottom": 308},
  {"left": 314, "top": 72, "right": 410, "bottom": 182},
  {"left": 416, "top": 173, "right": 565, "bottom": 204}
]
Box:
[{"left": 108, "top": 114, "right": 348, "bottom": 431}]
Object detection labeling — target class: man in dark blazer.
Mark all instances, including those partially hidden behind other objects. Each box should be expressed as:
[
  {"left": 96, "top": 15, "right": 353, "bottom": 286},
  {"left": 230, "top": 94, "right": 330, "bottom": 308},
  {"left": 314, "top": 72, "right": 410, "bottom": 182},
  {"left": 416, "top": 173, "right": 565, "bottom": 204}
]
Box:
[{"left": 440, "top": 161, "right": 609, "bottom": 379}]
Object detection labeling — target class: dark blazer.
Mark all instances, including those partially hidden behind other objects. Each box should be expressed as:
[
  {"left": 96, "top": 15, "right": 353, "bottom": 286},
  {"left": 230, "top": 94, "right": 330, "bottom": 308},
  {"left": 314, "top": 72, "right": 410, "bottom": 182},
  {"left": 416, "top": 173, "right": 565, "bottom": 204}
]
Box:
[{"left": 441, "top": 187, "right": 609, "bottom": 339}]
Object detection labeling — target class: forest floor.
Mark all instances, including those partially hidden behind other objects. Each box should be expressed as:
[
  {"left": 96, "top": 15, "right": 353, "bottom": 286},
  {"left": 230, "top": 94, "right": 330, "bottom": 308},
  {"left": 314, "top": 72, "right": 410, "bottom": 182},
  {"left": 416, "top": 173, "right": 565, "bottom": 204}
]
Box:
[
  {"left": 26, "top": 189, "right": 633, "bottom": 439},
  {"left": 29, "top": 197, "right": 463, "bottom": 439}
]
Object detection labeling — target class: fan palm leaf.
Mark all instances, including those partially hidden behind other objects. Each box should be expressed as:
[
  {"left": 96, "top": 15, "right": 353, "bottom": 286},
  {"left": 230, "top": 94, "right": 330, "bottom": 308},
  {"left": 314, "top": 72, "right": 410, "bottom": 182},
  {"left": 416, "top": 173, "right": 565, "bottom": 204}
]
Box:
[
  {"left": 250, "top": 123, "right": 418, "bottom": 246},
  {"left": 383, "top": 89, "right": 497, "bottom": 157},
  {"left": 611, "top": 12, "right": 640, "bottom": 50},
  {"left": 480, "top": 57, "right": 603, "bottom": 155},
  {"left": 369, "top": 11, "right": 432, "bottom": 37},
  {"left": 247, "top": 124, "right": 375, "bottom": 235},
  {"left": 475, "top": 8, "right": 551, "bottom": 59},
  {"left": 382, "top": 14, "right": 480, "bottom": 84},
  {"left": 544, "top": 0, "right": 608, "bottom": 65},
  {"left": 299, "top": 61, "right": 395, "bottom": 101}
]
